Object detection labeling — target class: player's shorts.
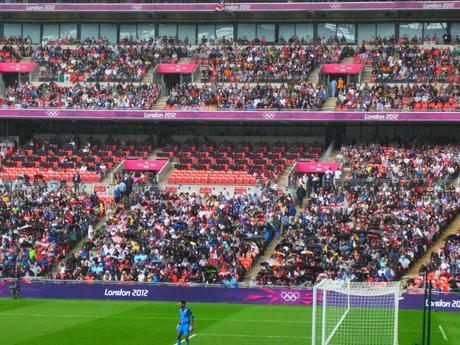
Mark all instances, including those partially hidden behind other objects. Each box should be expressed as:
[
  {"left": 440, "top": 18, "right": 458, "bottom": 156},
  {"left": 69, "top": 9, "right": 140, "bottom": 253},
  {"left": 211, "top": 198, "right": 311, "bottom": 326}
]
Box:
[{"left": 178, "top": 323, "right": 190, "bottom": 336}]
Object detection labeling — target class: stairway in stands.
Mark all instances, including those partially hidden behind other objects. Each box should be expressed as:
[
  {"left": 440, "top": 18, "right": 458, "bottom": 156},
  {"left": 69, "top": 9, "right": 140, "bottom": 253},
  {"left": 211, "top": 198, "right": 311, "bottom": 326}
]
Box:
[
  {"left": 406, "top": 176, "right": 460, "bottom": 277},
  {"left": 153, "top": 96, "right": 168, "bottom": 110},
  {"left": 243, "top": 235, "right": 284, "bottom": 284},
  {"left": 360, "top": 65, "right": 373, "bottom": 83},
  {"left": 142, "top": 68, "right": 155, "bottom": 83},
  {"left": 321, "top": 97, "right": 338, "bottom": 111},
  {"left": 307, "top": 66, "right": 321, "bottom": 83}
]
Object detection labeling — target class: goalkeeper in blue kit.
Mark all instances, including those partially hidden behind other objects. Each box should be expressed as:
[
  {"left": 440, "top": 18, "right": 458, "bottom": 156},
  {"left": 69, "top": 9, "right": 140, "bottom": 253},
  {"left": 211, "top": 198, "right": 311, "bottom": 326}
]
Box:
[{"left": 177, "top": 301, "right": 194, "bottom": 345}]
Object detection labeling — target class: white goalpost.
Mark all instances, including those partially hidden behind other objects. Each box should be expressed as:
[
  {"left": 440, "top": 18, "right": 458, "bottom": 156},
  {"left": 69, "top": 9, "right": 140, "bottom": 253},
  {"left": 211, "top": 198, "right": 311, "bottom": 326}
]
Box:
[{"left": 311, "top": 280, "right": 401, "bottom": 345}]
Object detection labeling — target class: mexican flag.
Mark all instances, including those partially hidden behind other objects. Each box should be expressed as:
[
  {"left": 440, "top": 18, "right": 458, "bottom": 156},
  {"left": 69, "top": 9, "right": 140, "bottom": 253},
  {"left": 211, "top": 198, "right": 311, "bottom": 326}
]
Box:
[{"left": 58, "top": 73, "right": 71, "bottom": 83}]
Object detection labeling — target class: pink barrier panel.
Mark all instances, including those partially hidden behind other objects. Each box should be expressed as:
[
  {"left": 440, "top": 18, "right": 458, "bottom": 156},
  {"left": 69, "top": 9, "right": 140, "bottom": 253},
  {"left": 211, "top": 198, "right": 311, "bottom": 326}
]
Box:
[
  {"left": 157, "top": 64, "right": 197, "bottom": 74},
  {"left": 296, "top": 162, "right": 341, "bottom": 173},
  {"left": 322, "top": 64, "right": 363, "bottom": 74},
  {"left": 0, "top": 63, "right": 36, "bottom": 73},
  {"left": 0, "top": 109, "right": 460, "bottom": 122},
  {"left": 124, "top": 159, "right": 168, "bottom": 171}
]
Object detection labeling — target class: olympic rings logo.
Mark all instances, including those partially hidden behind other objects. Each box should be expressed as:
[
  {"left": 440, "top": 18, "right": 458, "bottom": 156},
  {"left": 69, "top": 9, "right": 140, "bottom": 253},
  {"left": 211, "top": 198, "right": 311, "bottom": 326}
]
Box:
[
  {"left": 132, "top": 4, "right": 144, "bottom": 10},
  {"left": 330, "top": 3, "right": 342, "bottom": 9},
  {"left": 46, "top": 110, "right": 60, "bottom": 117},
  {"left": 263, "top": 112, "right": 276, "bottom": 120},
  {"left": 281, "top": 291, "right": 300, "bottom": 302}
]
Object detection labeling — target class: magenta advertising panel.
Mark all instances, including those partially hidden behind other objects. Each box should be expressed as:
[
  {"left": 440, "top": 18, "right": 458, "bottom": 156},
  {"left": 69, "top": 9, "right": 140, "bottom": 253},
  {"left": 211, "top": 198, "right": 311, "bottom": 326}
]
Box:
[
  {"left": 0, "top": 281, "right": 459, "bottom": 312},
  {"left": 0, "top": 63, "right": 37, "bottom": 73},
  {"left": 157, "top": 64, "right": 197, "bottom": 74},
  {"left": 124, "top": 159, "right": 168, "bottom": 171},
  {"left": 296, "top": 162, "right": 341, "bottom": 173},
  {"left": 322, "top": 64, "right": 364, "bottom": 74},
  {"left": 0, "top": 109, "right": 460, "bottom": 122},
  {"left": 0, "top": 2, "right": 458, "bottom": 12}
]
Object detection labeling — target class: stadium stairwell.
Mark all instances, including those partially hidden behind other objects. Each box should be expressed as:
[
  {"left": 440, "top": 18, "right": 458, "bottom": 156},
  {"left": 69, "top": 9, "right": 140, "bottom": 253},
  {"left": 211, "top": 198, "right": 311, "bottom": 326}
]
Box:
[
  {"left": 154, "top": 97, "right": 169, "bottom": 110},
  {"left": 360, "top": 65, "right": 374, "bottom": 83},
  {"left": 407, "top": 175, "right": 460, "bottom": 277},
  {"left": 407, "top": 206, "right": 460, "bottom": 277},
  {"left": 321, "top": 97, "right": 338, "bottom": 111},
  {"left": 51, "top": 217, "right": 107, "bottom": 276},
  {"left": 243, "top": 235, "right": 284, "bottom": 284},
  {"left": 307, "top": 66, "right": 321, "bottom": 84}
]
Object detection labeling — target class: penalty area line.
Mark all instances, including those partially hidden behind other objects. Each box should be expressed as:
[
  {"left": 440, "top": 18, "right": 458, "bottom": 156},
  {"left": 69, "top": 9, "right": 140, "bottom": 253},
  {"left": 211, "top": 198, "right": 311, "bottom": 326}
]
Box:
[
  {"left": 438, "top": 325, "right": 448, "bottom": 341},
  {"left": 196, "top": 333, "right": 309, "bottom": 339},
  {"left": 171, "top": 333, "right": 196, "bottom": 345}
]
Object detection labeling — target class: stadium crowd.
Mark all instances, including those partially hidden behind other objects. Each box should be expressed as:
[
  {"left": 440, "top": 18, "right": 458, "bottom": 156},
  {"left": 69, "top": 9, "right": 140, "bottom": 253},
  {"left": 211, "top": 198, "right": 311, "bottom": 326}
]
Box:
[
  {"left": 417, "top": 230, "right": 460, "bottom": 292},
  {"left": 165, "top": 83, "right": 327, "bottom": 110},
  {"left": 198, "top": 43, "right": 348, "bottom": 83},
  {"left": 256, "top": 142, "right": 460, "bottom": 286},
  {"left": 0, "top": 183, "right": 103, "bottom": 279},
  {"left": 33, "top": 39, "right": 191, "bottom": 82},
  {"left": 1, "top": 82, "right": 161, "bottom": 109},
  {"left": 34, "top": 45, "right": 153, "bottom": 82},
  {"left": 356, "top": 45, "right": 460, "bottom": 83},
  {"left": 335, "top": 83, "right": 460, "bottom": 111},
  {"left": 1, "top": 137, "right": 459, "bottom": 287},
  {"left": 56, "top": 188, "right": 295, "bottom": 284},
  {"left": 1, "top": 35, "right": 460, "bottom": 112},
  {"left": 340, "top": 142, "right": 460, "bottom": 181}
]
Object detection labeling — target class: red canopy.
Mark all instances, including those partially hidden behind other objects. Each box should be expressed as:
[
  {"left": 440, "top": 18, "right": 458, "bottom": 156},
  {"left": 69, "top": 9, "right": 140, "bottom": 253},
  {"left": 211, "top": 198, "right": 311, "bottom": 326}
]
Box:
[
  {"left": 296, "top": 161, "right": 341, "bottom": 173},
  {"left": 157, "top": 64, "right": 197, "bottom": 74},
  {"left": 0, "top": 63, "right": 36, "bottom": 73},
  {"left": 124, "top": 159, "right": 168, "bottom": 171},
  {"left": 322, "top": 64, "right": 363, "bottom": 74}
]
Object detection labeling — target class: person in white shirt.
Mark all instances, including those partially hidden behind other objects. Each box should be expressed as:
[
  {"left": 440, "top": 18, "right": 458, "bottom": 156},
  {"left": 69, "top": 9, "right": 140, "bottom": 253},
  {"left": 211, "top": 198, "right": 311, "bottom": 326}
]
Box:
[{"left": 333, "top": 169, "right": 342, "bottom": 189}]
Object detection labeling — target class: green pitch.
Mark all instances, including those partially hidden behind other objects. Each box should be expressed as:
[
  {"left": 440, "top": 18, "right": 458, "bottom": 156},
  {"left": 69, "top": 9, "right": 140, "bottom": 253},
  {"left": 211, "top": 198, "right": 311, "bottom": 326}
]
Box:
[{"left": 0, "top": 298, "right": 457, "bottom": 345}]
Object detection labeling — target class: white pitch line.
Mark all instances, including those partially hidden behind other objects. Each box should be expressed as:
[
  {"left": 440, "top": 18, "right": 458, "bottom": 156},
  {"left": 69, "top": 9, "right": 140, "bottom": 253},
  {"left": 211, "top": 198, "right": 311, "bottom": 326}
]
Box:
[
  {"left": 0, "top": 313, "right": 308, "bottom": 324},
  {"left": 198, "top": 333, "right": 309, "bottom": 339},
  {"left": 171, "top": 333, "right": 196, "bottom": 345},
  {"left": 438, "top": 325, "right": 448, "bottom": 341}
]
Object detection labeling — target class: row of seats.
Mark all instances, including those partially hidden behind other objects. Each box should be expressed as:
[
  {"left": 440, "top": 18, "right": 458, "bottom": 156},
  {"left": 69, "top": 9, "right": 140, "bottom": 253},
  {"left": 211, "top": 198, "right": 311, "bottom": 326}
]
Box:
[
  {"left": 164, "top": 185, "right": 248, "bottom": 195},
  {"left": 161, "top": 141, "right": 322, "bottom": 185},
  {"left": 0, "top": 167, "right": 101, "bottom": 182},
  {"left": 1, "top": 139, "right": 155, "bottom": 182},
  {"left": 335, "top": 101, "right": 460, "bottom": 111},
  {"left": 168, "top": 170, "right": 258, "bottom": 185}
]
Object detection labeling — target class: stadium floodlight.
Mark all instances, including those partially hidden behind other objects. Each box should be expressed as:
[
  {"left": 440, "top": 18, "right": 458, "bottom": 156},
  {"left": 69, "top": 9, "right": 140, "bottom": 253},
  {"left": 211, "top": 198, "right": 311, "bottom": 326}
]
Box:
[{"left": 311, "top": 280, "right": 401, "bottom": 345}]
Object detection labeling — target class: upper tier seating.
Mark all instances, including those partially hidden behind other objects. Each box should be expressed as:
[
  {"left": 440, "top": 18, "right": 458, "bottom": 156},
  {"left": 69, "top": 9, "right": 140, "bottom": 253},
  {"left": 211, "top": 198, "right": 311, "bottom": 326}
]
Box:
[{"left": 335, "top": 84, "right": 460, "bottom": 112}]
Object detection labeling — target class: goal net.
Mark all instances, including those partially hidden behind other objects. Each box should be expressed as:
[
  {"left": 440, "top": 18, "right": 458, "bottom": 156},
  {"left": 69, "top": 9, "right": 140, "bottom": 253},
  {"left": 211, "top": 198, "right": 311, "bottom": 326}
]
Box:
[{"left": 311, "top": 280, "right": 400, "bottom": 345}]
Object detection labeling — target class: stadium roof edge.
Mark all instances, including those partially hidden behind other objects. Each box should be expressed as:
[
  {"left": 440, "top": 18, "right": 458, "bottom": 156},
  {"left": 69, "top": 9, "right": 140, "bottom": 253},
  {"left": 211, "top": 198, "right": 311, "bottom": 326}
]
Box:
[{"left": 1, "top": 1, "right": 460, "bottom": 13}]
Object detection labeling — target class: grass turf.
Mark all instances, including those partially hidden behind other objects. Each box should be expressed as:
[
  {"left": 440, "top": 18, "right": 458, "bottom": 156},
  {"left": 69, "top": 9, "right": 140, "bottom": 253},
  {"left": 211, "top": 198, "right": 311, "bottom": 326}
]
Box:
[{"left": 0, "top": 298, "right": 457, "bottom": 345}]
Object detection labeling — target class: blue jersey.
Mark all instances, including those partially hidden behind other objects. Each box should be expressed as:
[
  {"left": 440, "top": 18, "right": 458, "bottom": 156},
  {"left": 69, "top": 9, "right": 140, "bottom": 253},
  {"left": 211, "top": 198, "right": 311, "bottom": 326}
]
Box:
[{"left": 179, "top": 307, "right": 193, "bottom": 325}]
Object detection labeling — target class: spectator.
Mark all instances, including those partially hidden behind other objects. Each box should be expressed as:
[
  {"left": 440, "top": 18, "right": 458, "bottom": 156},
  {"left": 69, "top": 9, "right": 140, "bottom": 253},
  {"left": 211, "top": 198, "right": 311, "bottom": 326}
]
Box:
[{"left": 72, "top": 172, "right": 81, "bottom": 192}]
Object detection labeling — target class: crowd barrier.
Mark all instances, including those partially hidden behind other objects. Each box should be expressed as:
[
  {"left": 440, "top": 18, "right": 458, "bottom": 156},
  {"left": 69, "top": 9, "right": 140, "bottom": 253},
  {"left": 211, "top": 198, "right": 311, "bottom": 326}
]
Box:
[
  {"left": 1, "top": 109, "right": 460, "bottom": 122},
  {"left": 1, "top": 280, "right": 459, "bottom": 312},
  {"left": 0, "top": 1, "right": 459, "bottom": 12}
]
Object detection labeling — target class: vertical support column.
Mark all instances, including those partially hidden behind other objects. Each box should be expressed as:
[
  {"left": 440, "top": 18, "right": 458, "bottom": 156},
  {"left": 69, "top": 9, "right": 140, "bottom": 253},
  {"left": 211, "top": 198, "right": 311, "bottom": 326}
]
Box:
[
  {"left": 427, "top": 282, "right": 432, "bottom": 345},
  {"left": 312, "top": 286, "right": 317, "bottom": 345},
  {"left": 421, "top": 273, "right": 428, "bottom": 345},
  {"left": 321, "top": 289, "right": 327, "bottom": 345},
  {"left": 347, "top": 282, "right": 351, "bottom": 312},
  {"left": 394, "top": 290, "right": 400, "bottom": 345}
]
